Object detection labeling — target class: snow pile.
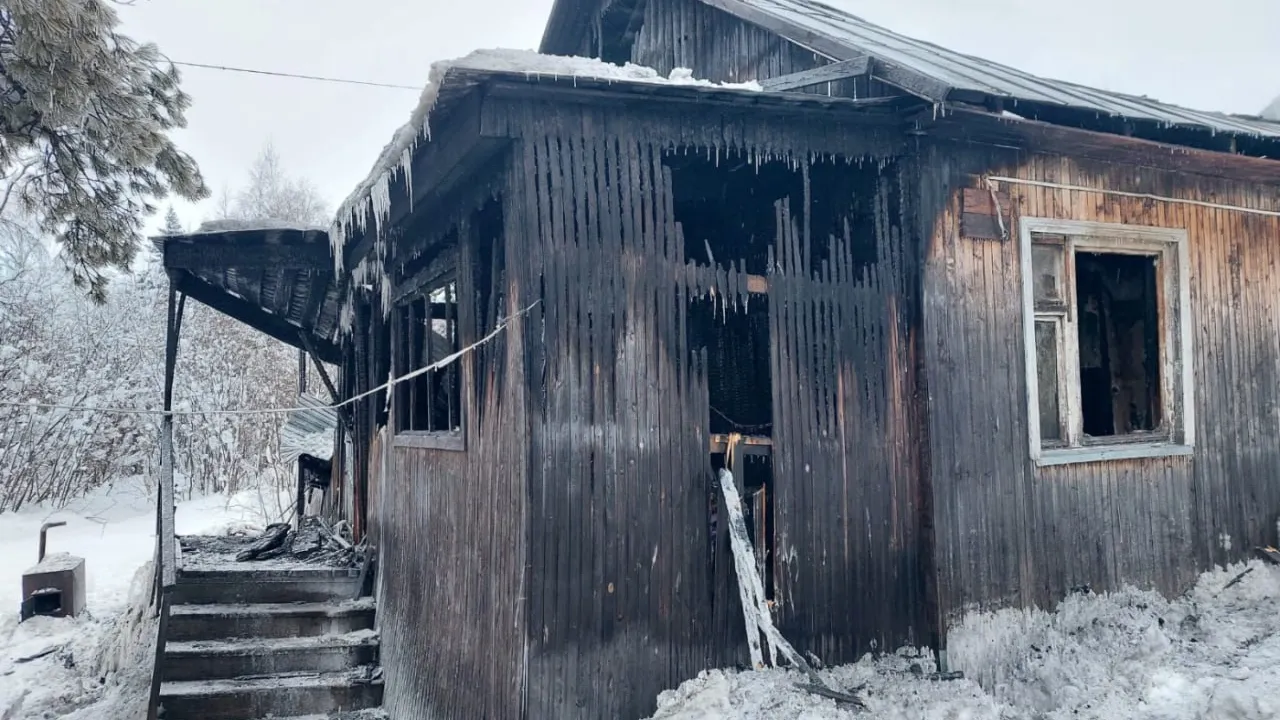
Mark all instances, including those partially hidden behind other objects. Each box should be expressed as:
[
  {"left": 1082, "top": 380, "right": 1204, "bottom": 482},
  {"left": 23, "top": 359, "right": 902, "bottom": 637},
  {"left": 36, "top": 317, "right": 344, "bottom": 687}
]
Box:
[
  {"left": 0, "top": 485, "right": 294, "bottom": 719},
  {"left": 649, "top": 650, "right": 1002, "bottom": 719},
  {"left": 0, "top": 562, "right": 156, "bottom": 720},
  {"left": 950, "top": 562, "right": 1280, "bottom": 720},
  {"left": 646, "top": 561, "right": 1280, "bottom": 720},
  {"left": 330, "top": 48, "right": 763, "bottom": 273}
]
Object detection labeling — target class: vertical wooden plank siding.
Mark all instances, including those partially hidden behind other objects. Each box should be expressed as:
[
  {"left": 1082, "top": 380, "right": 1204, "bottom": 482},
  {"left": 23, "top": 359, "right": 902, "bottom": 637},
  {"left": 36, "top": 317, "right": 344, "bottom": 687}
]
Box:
[
  {"left": 498, "top": 97, "right": 923, "bottom": 719},
  {"left": 918, "top": 143, "right": 1280, "bottom": 629},
  {"left": 627, "top": 0, "right": 891, "bottom": 98},
  {"left": 377, "top": 185, "right": 529, "bottom": 719}
]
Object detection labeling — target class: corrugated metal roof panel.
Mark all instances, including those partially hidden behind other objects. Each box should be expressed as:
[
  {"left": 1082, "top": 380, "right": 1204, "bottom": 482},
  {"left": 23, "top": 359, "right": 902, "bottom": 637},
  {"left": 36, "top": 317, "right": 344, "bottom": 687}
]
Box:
[
  {"left": 281, "top": 393, "right": 337, "bottom": 463},
  {"left": 731, "top": 0, "right": 1280, "bottom": 138}
]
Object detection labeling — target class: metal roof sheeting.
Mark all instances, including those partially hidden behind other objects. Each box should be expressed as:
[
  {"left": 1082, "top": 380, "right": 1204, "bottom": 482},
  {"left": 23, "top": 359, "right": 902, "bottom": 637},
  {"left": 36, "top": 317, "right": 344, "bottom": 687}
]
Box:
[
  {"left": 728, "top": 0, "right": 1280, "bottom": 138},
  {"left": 281, "top": 393, "right": 337, "bottom": 463}
]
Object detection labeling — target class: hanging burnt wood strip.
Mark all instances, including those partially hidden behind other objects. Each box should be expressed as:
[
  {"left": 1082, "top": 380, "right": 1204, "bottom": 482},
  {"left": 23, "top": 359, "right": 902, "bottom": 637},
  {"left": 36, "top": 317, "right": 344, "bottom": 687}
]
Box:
[
  {"left": 301, "top": 269, "right": 333, "bottom": 329},
  {"left": 758, "top": 56, "right": 873, "bottom": 92}
]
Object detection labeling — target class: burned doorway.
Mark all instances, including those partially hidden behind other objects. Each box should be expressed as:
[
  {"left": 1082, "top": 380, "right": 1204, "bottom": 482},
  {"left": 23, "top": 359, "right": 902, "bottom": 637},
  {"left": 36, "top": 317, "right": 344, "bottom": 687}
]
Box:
[
  {"left": 667, "top": 148, "right": 780, "bottom": 603},
  {"left": 668, "top": 148, "right": 889, "bottom": 611}
]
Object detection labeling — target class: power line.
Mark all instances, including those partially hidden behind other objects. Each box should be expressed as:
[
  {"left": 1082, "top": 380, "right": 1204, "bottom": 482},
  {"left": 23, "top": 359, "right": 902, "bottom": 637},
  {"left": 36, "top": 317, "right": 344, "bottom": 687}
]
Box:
[{"left": 170, "top": 60, "right": 421, "bottom": 91}]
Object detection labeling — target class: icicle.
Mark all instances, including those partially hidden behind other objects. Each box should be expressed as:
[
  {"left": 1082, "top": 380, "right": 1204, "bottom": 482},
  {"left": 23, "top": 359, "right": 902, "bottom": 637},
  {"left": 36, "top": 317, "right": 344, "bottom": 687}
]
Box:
[{"left": 401, "top": 146, "right": 415, "bottom": 213}]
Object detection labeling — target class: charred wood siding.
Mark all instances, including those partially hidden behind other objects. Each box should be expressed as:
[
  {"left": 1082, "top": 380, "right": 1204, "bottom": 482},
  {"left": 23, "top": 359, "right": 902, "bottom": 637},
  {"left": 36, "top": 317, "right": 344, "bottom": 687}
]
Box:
[
  {"left": 599, "top": 0, "right": 895, "bottom": 98},
  {"left": 493, "top": 94, "right": 924, "bottom": 718},
  {"left": 378, "top": 182, "right": 529, "bottom": 719},
  {"left": 918, "top": 142, "right": 1280, "bottom": 624}
]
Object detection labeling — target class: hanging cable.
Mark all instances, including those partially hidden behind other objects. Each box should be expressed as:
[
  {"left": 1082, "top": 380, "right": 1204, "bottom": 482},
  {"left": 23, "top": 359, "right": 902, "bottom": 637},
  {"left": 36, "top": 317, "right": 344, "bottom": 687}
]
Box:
[
  {"left": 168, "top": 60, "right": 421, "bottom": 91},
  {"left": 985, "top": 176, "right": 1280, "bottom": 219},
  {"left": 0, "top": 301, "right": 539, "bottom": 418}
]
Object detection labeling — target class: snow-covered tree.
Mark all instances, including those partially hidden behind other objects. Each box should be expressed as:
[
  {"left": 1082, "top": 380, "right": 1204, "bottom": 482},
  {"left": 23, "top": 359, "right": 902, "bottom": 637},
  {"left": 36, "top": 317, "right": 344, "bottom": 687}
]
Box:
[
  {"left": 162, "top": 206, "right": 184, "bottom": 236},
  {"left": 0, "top": 0, "right": 208, "bottom": 303},
  {"left": 222, "top": 142, "right": 327, "bottom": 226}
]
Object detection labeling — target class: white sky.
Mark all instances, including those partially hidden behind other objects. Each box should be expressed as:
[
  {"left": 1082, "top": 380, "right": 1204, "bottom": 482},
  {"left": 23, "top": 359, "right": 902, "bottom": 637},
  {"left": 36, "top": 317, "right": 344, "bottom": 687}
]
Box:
[{"left": 117, "top": 0, "right": 1280, "bottom": 235}]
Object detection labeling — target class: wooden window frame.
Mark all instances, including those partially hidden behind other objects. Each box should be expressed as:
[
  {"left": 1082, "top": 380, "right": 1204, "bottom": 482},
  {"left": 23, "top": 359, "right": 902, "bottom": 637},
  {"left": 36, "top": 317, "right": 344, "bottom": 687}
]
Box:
[
  {"left": 393, "top": 276, "right": 466, "bottom": 452},
  {"left": 1019, "top": 218, "right": 1194, "bottom": 467}
]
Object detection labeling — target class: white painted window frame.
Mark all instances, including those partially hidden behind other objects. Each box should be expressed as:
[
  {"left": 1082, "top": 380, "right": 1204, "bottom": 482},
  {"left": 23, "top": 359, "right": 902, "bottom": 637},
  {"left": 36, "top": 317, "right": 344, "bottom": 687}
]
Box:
[{"left": 1019, "top": 218, "right": 1194, "bottom": 467}]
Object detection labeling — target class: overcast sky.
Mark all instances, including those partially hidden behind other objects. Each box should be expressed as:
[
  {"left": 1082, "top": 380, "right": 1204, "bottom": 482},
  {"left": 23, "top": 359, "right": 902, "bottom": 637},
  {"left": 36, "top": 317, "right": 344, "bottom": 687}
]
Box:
[{"left": 117, "top": 0, "right": 1280, "bottom": 234}]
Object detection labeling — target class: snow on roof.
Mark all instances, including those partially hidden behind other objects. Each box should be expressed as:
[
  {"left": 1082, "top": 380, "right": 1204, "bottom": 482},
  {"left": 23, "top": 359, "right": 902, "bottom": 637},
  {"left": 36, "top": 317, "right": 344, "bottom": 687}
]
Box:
[
  {"left": 329, "top": 49, "right": 763, "bottom": 265},
  {"left": 192, "top": 218, "right": 328, "bottom": 235}
]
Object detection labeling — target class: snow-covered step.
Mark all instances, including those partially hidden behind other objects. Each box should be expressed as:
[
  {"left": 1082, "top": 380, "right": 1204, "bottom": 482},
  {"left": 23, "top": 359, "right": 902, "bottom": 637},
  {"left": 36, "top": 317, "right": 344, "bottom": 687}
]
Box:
[
  {"left": 168, "top": 599, "right": 376, "bottom": 641},
  {"left": 163, "top": 630, "right": 379, "bottom": 681},
  {"left": 158, "top": 668, "right": 383, "bottom": 720},
  {"left": 172, "top": 566, "right": 364, "bottom": 604}
]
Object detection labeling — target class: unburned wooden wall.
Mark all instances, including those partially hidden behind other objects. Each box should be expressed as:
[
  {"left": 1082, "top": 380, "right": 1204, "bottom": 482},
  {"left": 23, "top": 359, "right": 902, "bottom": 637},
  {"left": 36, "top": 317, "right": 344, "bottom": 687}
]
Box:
[{"left": 918, "top": 141, "right": 1280, "bottom": 624}]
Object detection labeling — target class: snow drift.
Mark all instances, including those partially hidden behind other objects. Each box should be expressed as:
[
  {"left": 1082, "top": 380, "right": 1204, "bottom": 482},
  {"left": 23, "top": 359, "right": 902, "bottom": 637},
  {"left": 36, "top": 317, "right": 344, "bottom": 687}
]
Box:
[{"left": 646, "top": 561, "right": 1280, "bottom": 720}]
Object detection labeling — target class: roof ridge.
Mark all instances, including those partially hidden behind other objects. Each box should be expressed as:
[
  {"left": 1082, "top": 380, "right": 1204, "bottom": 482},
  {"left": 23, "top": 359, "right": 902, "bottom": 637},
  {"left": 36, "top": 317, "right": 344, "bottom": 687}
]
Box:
[{"left": 712, "top": 0, "right": 1280, "bottom": 138}]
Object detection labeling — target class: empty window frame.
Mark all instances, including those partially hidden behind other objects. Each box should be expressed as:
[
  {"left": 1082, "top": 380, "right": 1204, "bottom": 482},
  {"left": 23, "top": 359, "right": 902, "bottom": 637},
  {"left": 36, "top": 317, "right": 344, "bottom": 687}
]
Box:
[
  {"left": 1019, "top": 218, "right": 1193, "bottom": 466},
  {"left": 394, "top": 278, "right": 463, "bottom": 446}
]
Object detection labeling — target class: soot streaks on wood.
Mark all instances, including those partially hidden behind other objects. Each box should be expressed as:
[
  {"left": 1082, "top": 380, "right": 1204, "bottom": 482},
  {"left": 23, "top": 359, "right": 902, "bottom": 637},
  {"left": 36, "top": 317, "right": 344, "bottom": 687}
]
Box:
[{"left": 488, "top": 97, "right": 923, "bottom": 718}]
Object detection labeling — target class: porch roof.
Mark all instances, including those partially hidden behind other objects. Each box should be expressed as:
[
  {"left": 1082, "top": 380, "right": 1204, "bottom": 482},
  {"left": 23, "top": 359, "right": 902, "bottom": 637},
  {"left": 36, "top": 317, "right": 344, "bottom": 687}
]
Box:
[{"left": 156, "top": 223, "right": 344, "bottom": 364}]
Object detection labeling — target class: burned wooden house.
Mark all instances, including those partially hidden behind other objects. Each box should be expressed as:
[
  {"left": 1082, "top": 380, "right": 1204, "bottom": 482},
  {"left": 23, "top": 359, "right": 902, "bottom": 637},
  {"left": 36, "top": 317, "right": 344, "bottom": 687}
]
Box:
[{"left": 157, "top": 0, "right": 1280, "bottom": 717}]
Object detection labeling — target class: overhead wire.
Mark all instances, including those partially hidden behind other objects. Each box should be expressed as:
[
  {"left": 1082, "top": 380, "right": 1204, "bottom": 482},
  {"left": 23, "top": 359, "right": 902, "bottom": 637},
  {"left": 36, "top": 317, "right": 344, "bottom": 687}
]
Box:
[{"left": 167, "top": 60, "right": 421, "bottom": 91}]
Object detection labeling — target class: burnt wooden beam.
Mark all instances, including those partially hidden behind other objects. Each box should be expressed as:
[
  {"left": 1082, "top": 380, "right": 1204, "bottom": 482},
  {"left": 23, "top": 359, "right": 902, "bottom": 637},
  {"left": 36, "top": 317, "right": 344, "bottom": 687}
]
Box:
[
  {"left": 175, "top": 271, "right": 343, "bottom": 364},
  {"left": 759, "top": 56, "right": 872, "bottom": 92},
  {"left": 709, "top": 434, "right": 773, "bottom": 454},
  {"left": 394, "top": 254, "right": 458, "bottom": 305},
  {"left": 485, "top": 77, "right": 910, "bottom": 116}
]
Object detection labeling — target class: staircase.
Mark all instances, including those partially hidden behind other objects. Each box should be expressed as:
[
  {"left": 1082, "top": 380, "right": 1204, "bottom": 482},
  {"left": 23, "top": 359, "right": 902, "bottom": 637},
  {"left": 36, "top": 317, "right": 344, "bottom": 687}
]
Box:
[{"left": 157, "top": 564, "right": 384, "bottom": 719}]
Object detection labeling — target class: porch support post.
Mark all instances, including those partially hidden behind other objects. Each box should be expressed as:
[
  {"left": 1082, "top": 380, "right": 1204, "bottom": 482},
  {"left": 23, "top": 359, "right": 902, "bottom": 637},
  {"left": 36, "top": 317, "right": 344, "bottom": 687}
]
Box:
[{"left": 149, "top": 279, "right": 185, "bottom": 720}]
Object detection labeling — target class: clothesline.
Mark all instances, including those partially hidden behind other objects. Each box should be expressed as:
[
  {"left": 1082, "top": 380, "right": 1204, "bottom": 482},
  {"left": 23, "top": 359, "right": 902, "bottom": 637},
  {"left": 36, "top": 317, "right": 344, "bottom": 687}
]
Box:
[{"left": 0, "top": 302, "right": 539, "bottom": 418}]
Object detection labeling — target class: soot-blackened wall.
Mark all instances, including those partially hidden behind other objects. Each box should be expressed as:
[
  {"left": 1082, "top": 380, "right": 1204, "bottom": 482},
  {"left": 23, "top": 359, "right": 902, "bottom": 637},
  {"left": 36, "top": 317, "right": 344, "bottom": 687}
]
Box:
[{"left": 493, "top": 93, "right": 928, "bottom": 719}]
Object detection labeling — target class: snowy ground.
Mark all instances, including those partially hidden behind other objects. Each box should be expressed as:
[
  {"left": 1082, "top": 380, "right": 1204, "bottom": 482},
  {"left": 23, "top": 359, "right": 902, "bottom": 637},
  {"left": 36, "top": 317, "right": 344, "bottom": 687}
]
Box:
[
  {"left": 0, "top": 482, "right": 289, "bottom": 720},
  {"left": 648, "top": 562, "right": 1280, "bottom": 720},
  {"left": 6, "top": 485, "right": 1280, "bottom": 720}
]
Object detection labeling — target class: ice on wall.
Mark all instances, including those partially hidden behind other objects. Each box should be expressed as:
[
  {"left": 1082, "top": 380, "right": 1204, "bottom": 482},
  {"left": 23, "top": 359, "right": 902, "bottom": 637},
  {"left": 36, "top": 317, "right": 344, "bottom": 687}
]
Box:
[{"left": 328, "top": 49, "right": 765, "bottom": 328}]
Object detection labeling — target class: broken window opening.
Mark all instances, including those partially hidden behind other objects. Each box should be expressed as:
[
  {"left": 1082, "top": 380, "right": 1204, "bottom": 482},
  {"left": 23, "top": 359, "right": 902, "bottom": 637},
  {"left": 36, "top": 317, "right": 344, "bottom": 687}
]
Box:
[
  {"left": 1024, "top": 222, "right": 1190, "bottom": 463},
  {"left": 666, "top": 150, "right": 885, "bottom": 282},
  {"left": 595, "top": 0, "right": 647, "bottom": 65},
  {"left": 395, "top": 279, "right": 462, "bottom": 435},
  {"left": 1076, "top": 252, "right": 1161, "bottom": 437}
]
